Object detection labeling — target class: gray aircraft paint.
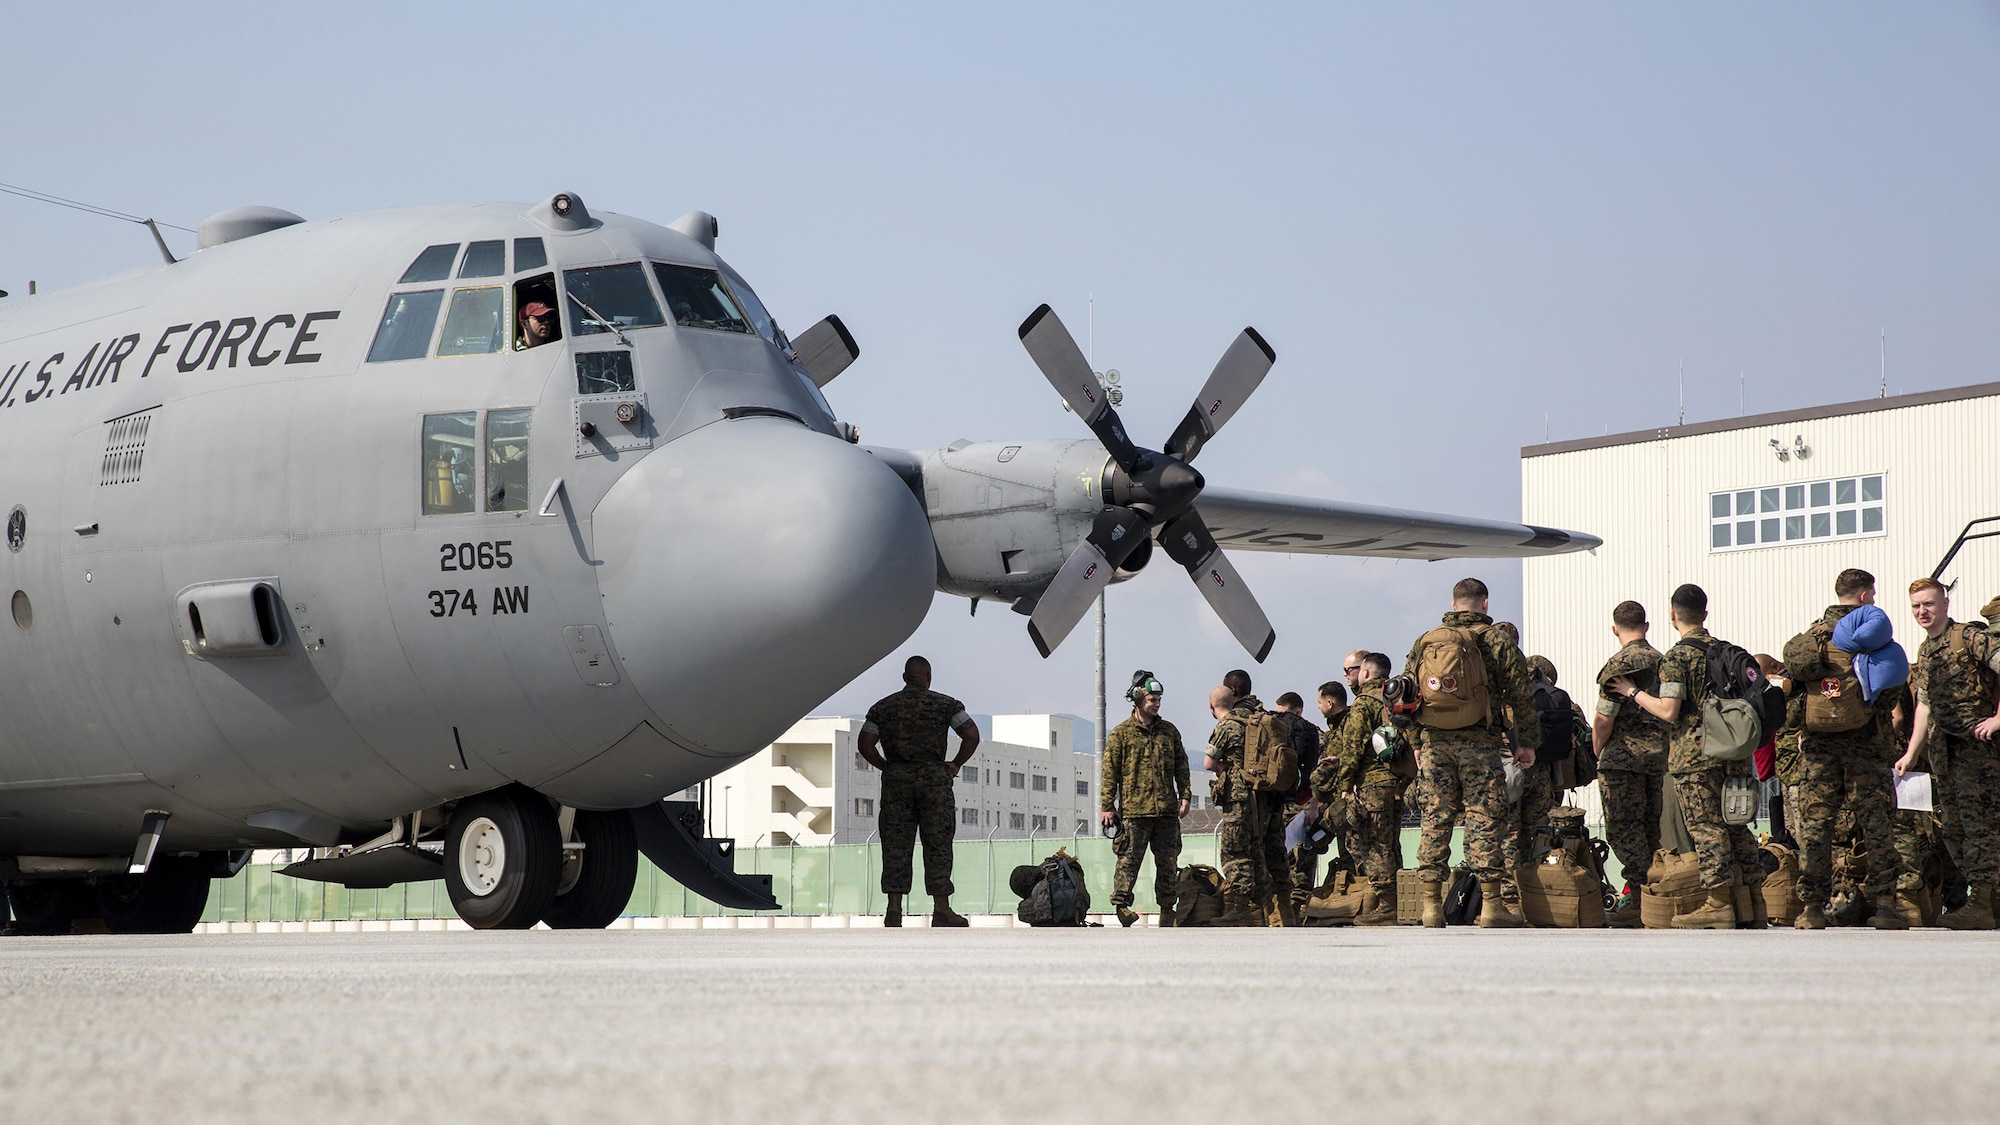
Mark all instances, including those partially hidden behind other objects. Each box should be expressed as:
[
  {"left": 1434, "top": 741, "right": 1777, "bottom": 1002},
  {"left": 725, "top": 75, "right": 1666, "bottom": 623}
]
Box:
[{"left": 0, "top": 194, "right": 1595, "bottom": 866}]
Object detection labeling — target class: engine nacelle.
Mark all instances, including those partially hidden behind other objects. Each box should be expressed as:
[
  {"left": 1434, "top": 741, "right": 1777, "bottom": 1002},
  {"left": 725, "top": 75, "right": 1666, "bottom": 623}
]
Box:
[{"left": 913, "top": 439, "right": 1123, "bottom": 606}]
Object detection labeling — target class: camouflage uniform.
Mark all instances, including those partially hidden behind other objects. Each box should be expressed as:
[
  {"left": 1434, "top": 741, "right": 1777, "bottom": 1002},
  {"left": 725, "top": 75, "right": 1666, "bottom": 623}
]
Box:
[
  {"left": 1408, "top": 611, "right": 1542, "bottom": 885},
  {"left": 1277, "top": 710, "right": 1325, "bottom": 907},
  {"left": 1211, "top": 695, "right": 1291, "bottom": 899},
  {"left": 1101, "top": 713, "right": 1192, "bottom": 909},
  {"left": 1913, "top": 618, "right": 2000, "bottom": 885},
  {"left": 1881, "top": 682, "right": 1932, "bottom": 894},
  {"left": 1783, "top": 606, "right": 1908, "bottom": 904},
  {"left": 864, "top": 685, "right": 972, "bottom": 896},
  {"left": 1498, "top": 730, "right": 1557, "bottom": 904},
  {"left": 1773, "top": 692, "right": 1806, "bottom": 845},
  {"left": 1311, "top": 678, "right": 1405, "bottom": 891},
  {"left": 1595, "top": 638, "right": 1670, "bottom": 885},
  {"left": 1659, "top": 627, "right": 1763, "bottom": 891}
]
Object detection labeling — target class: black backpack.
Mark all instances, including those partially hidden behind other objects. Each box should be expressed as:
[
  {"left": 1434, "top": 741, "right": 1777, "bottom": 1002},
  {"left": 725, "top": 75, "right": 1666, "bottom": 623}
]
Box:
[
  {"left": 1531, "top": 681, "right": 1575, "bottom": 765},
  {"left": 1443, "top": 868, "right": 1482, "bottom": 926},
  {"left": 1283, "top": 712, "right": 1321, "bottom": 785},
  {"left": 1699, "top": 637, "right": 1787, "bottom": 741}
]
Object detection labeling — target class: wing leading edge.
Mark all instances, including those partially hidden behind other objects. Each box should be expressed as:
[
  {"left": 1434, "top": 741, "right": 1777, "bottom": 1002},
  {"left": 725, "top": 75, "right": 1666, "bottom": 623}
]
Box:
[{"left": 1194, "top": 486, "right": 1600, "bottom": 561}]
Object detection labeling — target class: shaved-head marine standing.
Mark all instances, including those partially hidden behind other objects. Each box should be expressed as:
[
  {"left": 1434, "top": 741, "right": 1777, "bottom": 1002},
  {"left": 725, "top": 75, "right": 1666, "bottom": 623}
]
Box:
[{"left": 858, "top": 656, "right": 981, "bottom": 927}]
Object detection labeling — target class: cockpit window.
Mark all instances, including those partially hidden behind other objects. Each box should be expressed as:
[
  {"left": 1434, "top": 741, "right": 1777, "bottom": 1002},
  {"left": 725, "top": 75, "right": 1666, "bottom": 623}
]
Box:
[
  {"left": 437, "top": 287, "right": 506, "bottom": 356},
  {"left": 653, "top": 264, "right": 752, "bottom": 334},
  {"left": 485, "top": 408, "right": 532, "bottom": 512},
  {"left": 421, "top": 412, "right": 478, "bottom": 515},
  {"left": 716, "top": 264, "right": 790, "bottom": 352},
  {"left": 400, "top": 244, "right": 460, "bottom": 284},
  {"left": 459, "top": 240, "right": 506, "bottom": 279},
  {"left": 367, "top": 290, "right": 445, "bottom": 362},
  {"left": 514, "top": 237, "right": 548, "bottom": 272},
  {"left": 563, "top": 263, "right": 664, "bottom": 336},
  {"left": 514, "top": 273, "right": 561, "bottom": 350}
]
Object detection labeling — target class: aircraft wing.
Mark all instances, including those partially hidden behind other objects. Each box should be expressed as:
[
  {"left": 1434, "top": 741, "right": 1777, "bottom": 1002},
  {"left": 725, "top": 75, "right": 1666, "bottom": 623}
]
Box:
[{"left": 1193, "top": 486, "right": 1600, "bottom": 560}]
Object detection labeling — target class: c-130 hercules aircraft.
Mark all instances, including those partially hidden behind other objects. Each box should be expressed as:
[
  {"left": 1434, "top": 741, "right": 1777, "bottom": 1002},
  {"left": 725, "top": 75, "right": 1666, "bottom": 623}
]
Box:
[{"left": 0, "top": 192, "right": 1598, "bottom": 934}]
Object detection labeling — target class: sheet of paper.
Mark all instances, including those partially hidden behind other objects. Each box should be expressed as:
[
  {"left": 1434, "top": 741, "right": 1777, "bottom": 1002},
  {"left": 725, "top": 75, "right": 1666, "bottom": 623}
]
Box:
[{"left": 1895, "top": 770, "right": 1933, "bottom": 812}]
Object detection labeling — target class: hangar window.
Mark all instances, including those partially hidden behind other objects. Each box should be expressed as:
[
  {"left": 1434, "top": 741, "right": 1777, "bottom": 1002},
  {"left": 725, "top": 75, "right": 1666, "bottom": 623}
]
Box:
[
  {"left": 564, "top": 263, "right": 664, "bottom": 336},
  {"left": 485, "top": 408, "right": 532, "bottom": 512},
  {"left": 437, "top": 287, "right": 506, "bottom": 356},
  {"left": 421, "top": 412, "right": 478, "bottom": 515},
  {"left": 1009, "top": 813, "right": 1026, "bottom": 830},
  {"left": 400, "top": 244, "right": 460, "bottom": 284},
  {"left": 1709, "top": 474, "right": 1883, "bottom": 552},
  {"left": 961, "top": 808, "right": 980, "bottom": 826},
  {"left": 368, "top": 290, "right": 445, "bottom": 363}
]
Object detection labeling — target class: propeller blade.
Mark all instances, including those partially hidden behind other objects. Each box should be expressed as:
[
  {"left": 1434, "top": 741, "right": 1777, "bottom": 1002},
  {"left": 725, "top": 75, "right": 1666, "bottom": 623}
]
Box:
[
  {"left": 1018, "top": 304, "right": 1147, "bottom": 471},
  {"left": 1026, "top": 508, "right": 1148, "bottom": 658},
  {"left": 1163, "top": 327, "right": 1275, "bottom": 463},
  {"left": 1157, "top": 509, "right": 1276, "bottom": 662},
  {"left": 791, "top": 314, "right": 859, "bottom": 388}
]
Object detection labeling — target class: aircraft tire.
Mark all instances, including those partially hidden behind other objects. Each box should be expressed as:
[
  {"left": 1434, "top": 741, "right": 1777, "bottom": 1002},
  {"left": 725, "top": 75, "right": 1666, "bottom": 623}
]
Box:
[
  {"left": 446, "top": 786, "right": 562, "bottom": 930},
  {"left": 541, "top": 809, "right": 639, "bottom": 929},
  {"left": 8, "top": 879, "right": 87, "bottom": 936},
  {"left": 95, "top": 857, "right": 212, "bottom": 934}
]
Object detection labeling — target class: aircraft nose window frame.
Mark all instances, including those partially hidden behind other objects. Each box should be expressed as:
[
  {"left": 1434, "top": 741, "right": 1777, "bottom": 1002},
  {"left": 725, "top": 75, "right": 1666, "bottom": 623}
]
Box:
[
  {"left": 420, "top": 412, "right": 480, "bottom": 516},
  {"left": 399, "top": 243, "right": 461, "bottom": 284},
  {"left": 458, "top": 239, "right": 506, "bottom": 279},
  {"left": 368, "top": 288, "right": 447, "bottom": 363},
  {"left": 437, "top": 286, "right": 507, "bottom": 357},
  {"left": 485, "top": 408, "right": 533, "bottom": 512}
]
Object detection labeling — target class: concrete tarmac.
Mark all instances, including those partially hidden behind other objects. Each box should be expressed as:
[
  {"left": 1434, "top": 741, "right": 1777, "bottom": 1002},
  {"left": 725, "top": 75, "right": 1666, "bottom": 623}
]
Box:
[{"left": 3, "top": 926, "right": 1998, "bottom": 1124}]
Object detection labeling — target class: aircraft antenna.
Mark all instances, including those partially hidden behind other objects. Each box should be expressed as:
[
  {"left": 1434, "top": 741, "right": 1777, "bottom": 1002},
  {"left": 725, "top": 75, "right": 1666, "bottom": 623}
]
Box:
[
  {"left": 0, "top": 180, "right": 193, "bottom": 264},
  {"left": 1879, "top": 328, "right": 1887, "bottom": 398},
  {"left": 1678, "top": 360, "right": 1684, "bottom": 426}
]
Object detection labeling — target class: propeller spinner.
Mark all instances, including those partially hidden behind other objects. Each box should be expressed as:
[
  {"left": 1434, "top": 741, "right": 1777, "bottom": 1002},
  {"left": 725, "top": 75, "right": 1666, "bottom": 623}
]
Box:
[{"left": 1016, "top": 304, "right": 1278, "bottom": 662}]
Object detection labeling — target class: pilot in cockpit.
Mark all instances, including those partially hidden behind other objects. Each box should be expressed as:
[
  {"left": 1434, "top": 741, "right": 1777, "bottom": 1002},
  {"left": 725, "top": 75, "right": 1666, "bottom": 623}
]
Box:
[{"left": 517, "top": 299, "right": 561, "bottom": 350}]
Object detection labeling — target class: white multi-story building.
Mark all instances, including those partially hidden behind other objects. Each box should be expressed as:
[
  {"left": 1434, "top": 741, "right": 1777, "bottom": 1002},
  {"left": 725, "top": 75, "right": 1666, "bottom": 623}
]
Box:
[{"left": 691, "top": 713, "right": 1216, "bottom": 847}]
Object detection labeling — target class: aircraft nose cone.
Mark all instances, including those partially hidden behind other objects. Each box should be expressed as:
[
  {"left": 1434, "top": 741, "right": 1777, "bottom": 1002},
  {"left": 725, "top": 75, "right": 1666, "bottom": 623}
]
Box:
[{"left": 593, "top": 419, "right": 936, "bottom": 755}]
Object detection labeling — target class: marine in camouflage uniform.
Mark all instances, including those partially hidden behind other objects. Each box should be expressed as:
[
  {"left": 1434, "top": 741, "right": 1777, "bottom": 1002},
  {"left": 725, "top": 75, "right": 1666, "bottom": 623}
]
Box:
[
  {"left": 1276, "top": 708, "right": 1325, "bottom": 910},
  {"left": 1783, "top": 605, "right": 1908, "bottom": 909},
  {"left": 1101, "top": 711, "right": 1192, "bottom": 914},
  {"left": 1211, "top": 694, "right": 1291, "bottom": 903},
  {"left": 1595, "top": 638, "right": 1669, "bottom": 889},
  {"left": 1908, "top": 605, "right": 2000, "bottom": 925},
  {"left": 1313, "top": 677, "right": 1408, "bottom": 892},
  {"left": 863, "top": 681, "right": 975, "bottom": 900},
  {"left": 1653, "top": 625, "right": 1763, "bottom": 894},
  {"left": 1409, "top": 611, "right": 1542, "bottom": 888},
  {"left": 1772, "top": 691, "right": 1806, "bottom": 846},
  {"left": 1880, "top": 682, "right": 1936, "bottom": 902}
]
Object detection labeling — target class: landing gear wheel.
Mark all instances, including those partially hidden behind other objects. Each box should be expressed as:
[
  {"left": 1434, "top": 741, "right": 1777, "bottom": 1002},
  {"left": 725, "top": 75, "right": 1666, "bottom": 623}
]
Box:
[
  {"left": 8, "top": 879, "right": 87, "bottom": 936},
  {"left": 96, "top": 856, "right": 212, "bottom": 934},
  {"left": 542, "top": 809, "right": 639, "bottom": 929},
  {"left": 445, "top": 786, "right": 562, "bottom": 929}
]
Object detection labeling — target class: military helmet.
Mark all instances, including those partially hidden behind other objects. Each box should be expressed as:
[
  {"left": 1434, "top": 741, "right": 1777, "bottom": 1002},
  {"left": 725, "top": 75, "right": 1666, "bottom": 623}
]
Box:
[
  {"left": 1983, "top": 595, "right": 2000, "bottom": 631},
  {"left": 1529, "top": 655, "right": 1557, "bottom": 685},
  {"left": 1126, "top": 669, "right": 1164, "bottom": 703}
]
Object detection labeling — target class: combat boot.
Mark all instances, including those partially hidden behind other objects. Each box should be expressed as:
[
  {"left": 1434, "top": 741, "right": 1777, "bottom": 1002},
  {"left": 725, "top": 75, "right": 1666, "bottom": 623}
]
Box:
[
  {"left": 1893, "top": 891, "right": 1926, "bottom": 929},
  {"left": 1941, "top": 883, "right": 1997, "bottom": 931},
  {"left": 1868, "top": 893, "right": 1909, "bottom": 930},
  {"left": 1421, "top": 881, "right": 1445, "bottom": 929},
  {"left": 1116, "top": 906, "right": 1139, "bottom": 928},
  {"left": 1355, "top": 885, "right": 1398, "bottom": 927},
  {"left": 931, "top": 896, "right": 969, "bottom": 928},
  {"left": 1274, "top": 894, "right": 1301, "bottom": 929},
  {"left": 1210, "top": 888, "right": 1258, "bottom": 927},
  {"left": 1157, "top": 901, "right": 1176, "bottom": 928},
  {"left": 884, "top": 893, "right": 903, "bottom": 929},
  {"left": 1670, "top": 889, "right": 1736, "bottom": 930},
  {"left": 1475, "top": 880, "right": 1524, "bottom": 928},
  {"left": 1794, "top": 902, "right": 1828, "bottom": 930}
]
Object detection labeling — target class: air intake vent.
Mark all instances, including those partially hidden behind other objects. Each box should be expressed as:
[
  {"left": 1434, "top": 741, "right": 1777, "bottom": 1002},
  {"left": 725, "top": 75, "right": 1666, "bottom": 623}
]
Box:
[{"left": 100, "top": 409, "right": 156, "bottom": 486}]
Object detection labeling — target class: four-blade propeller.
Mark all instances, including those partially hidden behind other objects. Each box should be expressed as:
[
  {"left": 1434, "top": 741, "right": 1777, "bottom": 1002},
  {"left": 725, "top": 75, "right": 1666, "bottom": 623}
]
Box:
[{"left": 1016, "top": 304, "right": 1278, "bottom": 662}]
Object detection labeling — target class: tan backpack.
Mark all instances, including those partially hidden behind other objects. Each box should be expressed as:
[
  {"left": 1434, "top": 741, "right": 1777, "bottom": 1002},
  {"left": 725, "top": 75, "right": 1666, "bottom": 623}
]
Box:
[
  {"left": 1173, "top": 864, "right": 1225, "bottom": 926},
  {"left": 1414, "top": 624, "right": 1493, "bottom": 729},
  {"left": 1802, "top": 625, "right": 1869, "bottom": 733},
  {"left": 1241, "top": 711, "right": 1300, "bottom": 793}
]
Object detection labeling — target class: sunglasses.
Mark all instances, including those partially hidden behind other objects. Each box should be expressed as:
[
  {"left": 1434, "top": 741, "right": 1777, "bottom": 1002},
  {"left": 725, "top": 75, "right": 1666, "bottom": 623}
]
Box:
[{"left": 1343, "top": 665, "right": 1361, "bottom": 674}]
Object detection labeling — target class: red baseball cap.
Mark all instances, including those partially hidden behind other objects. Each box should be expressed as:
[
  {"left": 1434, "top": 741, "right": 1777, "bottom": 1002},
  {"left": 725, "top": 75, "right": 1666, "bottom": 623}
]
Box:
[{"left": 521, "top": 301, "right": 554, "bottom": 318}]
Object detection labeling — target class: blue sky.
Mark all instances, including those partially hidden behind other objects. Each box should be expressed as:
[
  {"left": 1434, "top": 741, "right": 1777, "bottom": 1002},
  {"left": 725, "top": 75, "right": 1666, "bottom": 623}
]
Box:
[{"left": 7, "top": 3, "right": 1997, "bottom": 743}]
